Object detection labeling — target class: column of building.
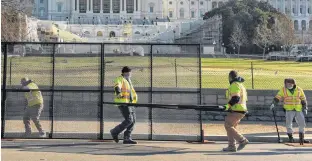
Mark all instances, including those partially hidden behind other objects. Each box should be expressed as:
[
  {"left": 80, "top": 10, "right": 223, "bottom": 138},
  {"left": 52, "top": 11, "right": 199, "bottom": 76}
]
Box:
[
  {"left": 282, "top": 0, "right": 285, "bottom": 14},
  {"left": 306, "top": 0, "right": 308, "bottom": 16},
  {"left": 110, "top": 0, "right": 113, "bottom": 13},
  {"left": 120, "top": 0, "right": 123, "bottom": 13}
]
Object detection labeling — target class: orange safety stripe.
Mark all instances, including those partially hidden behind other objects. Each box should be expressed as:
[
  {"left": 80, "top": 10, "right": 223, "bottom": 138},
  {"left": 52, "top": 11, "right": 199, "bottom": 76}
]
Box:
[{"left": 283, "top": 87, "right": 288, "bottom": 97}]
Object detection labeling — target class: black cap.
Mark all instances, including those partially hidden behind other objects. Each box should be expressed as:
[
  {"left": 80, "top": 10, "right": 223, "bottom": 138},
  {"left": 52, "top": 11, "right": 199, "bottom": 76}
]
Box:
[
  {"left": 122, "top": 66, "right": 131, "bottom": 73},
  {"left": 229, "top": 70, "right": 238, "bottom": 79}
]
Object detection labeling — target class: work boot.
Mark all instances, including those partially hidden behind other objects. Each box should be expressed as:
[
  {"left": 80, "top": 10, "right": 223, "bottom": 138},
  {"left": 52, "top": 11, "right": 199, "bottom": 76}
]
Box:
[
  {"left": 39, "top": 132, "right": 46, "bottom": 138},
  {"left": 222, "top": 146, "right": 237, "bottom": 152},
  {"left": 123, "top": 138, "right": 137, "bottom": 144},
  {"left": 237, "top": 139, "right": 249, "bottom": 151},
  {"left": 287, "top": 133, "right": 295, "bottom": 143},
  {"left": 299, "top": 133, "right": 310, "bottom": 145},
  {"left": 110, "top": 130, "right": 119, "bottom": 143}
]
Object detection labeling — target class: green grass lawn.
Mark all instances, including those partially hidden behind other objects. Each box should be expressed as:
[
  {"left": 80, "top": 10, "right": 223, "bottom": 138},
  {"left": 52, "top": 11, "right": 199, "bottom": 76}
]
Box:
[{"left": 2, "top": 56, "right": 312, "bottom": 90}]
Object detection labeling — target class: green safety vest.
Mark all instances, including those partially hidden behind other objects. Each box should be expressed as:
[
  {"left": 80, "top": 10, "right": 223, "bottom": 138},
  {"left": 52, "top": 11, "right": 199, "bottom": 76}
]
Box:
[
  {"left": 25, "top": 82, "right": 43, "bottom": 107},
  {"left": 225, "top": 82, "right": 248, "bottom": 112},
  {"left": 275, "top": 86, "right": 305, "bottom": 111}
]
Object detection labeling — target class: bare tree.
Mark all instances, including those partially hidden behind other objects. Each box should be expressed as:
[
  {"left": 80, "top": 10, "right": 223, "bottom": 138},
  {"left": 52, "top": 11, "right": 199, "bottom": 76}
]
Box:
[
  {"left": 253, "top": 24, "right": 272, "bottom": 59},
  {"left": 230, "top": 22, "right": 248, "bottom": 57},
  {"left": 1, "top": 0, "right": 34, "bottom": 42},
  {"left": 277, "top": 16, "right": 297, "bottom": 56}
]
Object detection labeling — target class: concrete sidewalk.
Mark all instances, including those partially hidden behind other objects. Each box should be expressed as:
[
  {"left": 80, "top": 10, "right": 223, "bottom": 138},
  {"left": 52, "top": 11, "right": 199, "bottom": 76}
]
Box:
[{"left": 2, "top": 139, "right": 312, "bottom": 161}]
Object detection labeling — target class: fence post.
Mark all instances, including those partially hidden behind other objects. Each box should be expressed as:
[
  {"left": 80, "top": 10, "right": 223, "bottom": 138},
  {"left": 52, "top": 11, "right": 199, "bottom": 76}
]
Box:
[
  {"left": 175, "top": 58, "right": 177, "bottom": 88},
  {"left": 149, "top": 45, "right": 153, "bottom": 140},
  {"left": 251, "top": 62, "right": 254, "bottom": 89},
  {"left": 1, "top": 43, "right": 8, "bottom": 138},
  {"left": 50, "top": 43, "right": 56, "bottom": 139},
  {"left": 9, "top": 57, "right": 12, "bottom": 86},
  {"left": 100, "top": 43, "right": 105, "bottom": 140},
  {"left": 198, "top": 44, "right": 203, "bottom": 142}
]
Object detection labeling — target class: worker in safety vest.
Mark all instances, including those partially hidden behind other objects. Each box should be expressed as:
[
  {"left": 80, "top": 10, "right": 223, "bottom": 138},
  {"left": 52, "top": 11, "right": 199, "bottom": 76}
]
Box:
[
  {"left": 110, "top": 66, "right": 138, "bottom": 144},
  {"left": 270, "top": 78, "right": 310, "bottom": 144},
  {"left": 21, "top": 77, "right": 46, "bottom": 137},
  {"left": 220, "top": 70, "right": 249, "bottom": 152}
]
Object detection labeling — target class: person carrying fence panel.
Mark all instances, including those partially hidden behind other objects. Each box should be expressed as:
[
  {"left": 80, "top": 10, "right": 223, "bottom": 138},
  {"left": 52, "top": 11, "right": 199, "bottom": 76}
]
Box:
[
  {"left": 219, "top": 70, "right": 249, "bottom": 152},
  {"left": 21, "top": 77, "right": 45, "bottom": 138},
  {"left": 110, "top": 66, "right": 138, "bottom": 144},
  {"left": 270, "top": 78, "right": 310, "bottom": 144}
]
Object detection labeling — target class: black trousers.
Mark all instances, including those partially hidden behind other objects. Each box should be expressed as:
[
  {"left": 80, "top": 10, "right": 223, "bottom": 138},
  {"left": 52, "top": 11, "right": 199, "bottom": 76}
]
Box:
[{"left": 111, "top": 105, "right": 136, "bottom": 139}]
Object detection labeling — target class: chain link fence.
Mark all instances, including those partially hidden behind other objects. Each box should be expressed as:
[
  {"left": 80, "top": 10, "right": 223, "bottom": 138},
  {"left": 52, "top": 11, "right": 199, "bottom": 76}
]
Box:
[{"left": 1, "top": 42, "right": 311, "bottom": 141}]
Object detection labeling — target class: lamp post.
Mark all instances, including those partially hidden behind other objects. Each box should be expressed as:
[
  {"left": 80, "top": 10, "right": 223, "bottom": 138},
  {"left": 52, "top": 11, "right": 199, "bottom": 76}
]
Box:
[
  {"left": 222, "top": 43, "right": 224, "bottom": 54},
  {"left": 213, "top": 40, "right": 216, "bottom": 53}
]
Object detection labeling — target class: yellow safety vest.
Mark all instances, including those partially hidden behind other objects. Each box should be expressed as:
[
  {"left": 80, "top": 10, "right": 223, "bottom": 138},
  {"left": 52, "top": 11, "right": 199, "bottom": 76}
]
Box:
[
  {"left": 114, "top": 76, "right": 137, "bottom": 103},
  {"left": 225, "top": 82, "right": 248, "bottom": 112},
  {"left": 25, "top": 82, "right": 43, "bottom": 107},
  {"left": 275, "top": 86, "right": 306, "bottom": 111}
]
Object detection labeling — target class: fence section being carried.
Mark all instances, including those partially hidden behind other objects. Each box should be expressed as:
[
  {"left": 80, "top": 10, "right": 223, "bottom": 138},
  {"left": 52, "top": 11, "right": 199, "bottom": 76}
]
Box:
[{"left": 1, "top": 42, "right": 202, "bottom": 141}]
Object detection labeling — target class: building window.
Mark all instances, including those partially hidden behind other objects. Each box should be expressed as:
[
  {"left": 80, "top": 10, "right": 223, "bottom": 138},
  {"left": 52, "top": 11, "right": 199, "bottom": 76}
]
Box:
[
  {"left": 126, "top": 0, "right": 134, "bottom": 13},
  {"left": 112, "top": 0, "right": 120, "bottom": 13},
  {"left": 300, "top": 6, "right": 303, "bottom": 14},
  {"left": 103, "top": 0, "right": 111, "bottom": 13},
  {"left": 180, "top": 8, "right": 184, "bottom": 18},
  {"left": 169, "top": 11, "right": 173, "bottom": 17},
  {"left": 293, "top": 8, "right": 295, "bottom": 14},
  {"left": 149, "top": 3, "right": 155, "bottom": 13},
  {"left": 294, "top": 20, "right": 299, "bottom": 31},
  {"left": 109, "top": 31, "right": 116, "bottom": 38},
  {"left": 89, "top": 0, "right": 91, "bottom": 11},
  {"left": 309, "top": 20, "right": 312, "bottom": 30},
  {"left": 302, "top": 20, "right": 306, "bottom": 30},
  {"left": 93, "top": 0, "right": 101, "bottom": 13},
  {"left": 169, "top": 1, "right": 172, "bottom": 5},
  {"left": 39, "top": 8, "right": 45, "bottom": 17},
  {"left": 200, "top": 10, "right": 204, "bottom": 17},
  {"left": 180, "top": 1, "right": 183, "bottom": 5},
  {"left": 40, "top": 0, "right": 43, "bottom": 3},
  {"left": 191, "top": 11, "right": 195, "bottom": 18},
  {"left": 79, "top": 0, "right": 87, "bottom": 13},
  {"left": 97, "top": 31, "right": 103, "bottom": 37},
  {"left": 308, "top": 8, "right": 310, "bottom": 14},
  {"left": 212, "top": 2, "right": 217, "bottom": 9},
  {"left": 75, "top": 0, "right": 77, "bottom": 11},
  {"left": 191, "top": 1, "right": 194, "bottom": 5},
  {"left": 57, "top": 3, "right": 62, "bottom": 12},
  {"left": 200, "top": 1, "right": 203, "bottom": 5}
]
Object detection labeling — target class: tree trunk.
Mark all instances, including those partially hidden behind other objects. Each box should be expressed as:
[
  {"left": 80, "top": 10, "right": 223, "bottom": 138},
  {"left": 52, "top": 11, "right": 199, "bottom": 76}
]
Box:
[
  {"left": 262, "top": 44, "right": 266, "bottom": 59},
  {"left": 238, "top": 46, "right": 241, "bottom": 58}
]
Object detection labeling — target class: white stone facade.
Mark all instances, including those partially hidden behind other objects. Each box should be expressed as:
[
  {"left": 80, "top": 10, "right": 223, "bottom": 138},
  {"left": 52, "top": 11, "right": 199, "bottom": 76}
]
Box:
[
  {"left": 162, "top": 0, "right": 227, "bottom": 20},
  {"left": 267, "top": 0, "right": 312, "bottom": 31}
]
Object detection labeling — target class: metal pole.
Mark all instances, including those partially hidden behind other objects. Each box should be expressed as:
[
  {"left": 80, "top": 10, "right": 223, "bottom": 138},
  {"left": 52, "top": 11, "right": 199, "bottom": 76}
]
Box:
[
  {"left": 149, "top": 45, "right": 153, "bottom": 140},
  {"left": 100, "top": 43, "right": 105, "bottom": 140},
  {"left": 175, "top": 58, "right": 177, "bottom": 87},
  {"left": 251, "top": 62, "right": 254, "bottom": 89},
  {"left": 50, "top": 44, "right": 56, "bottom": 139},
  {"left": 198, "top": 44, "right": 203, "bottom": 142},
  {"left": 1, "top": 43, "right": 8, "bottom": 138},
  {"left": 9, "top": 57, "right": 12, "bottom": 86}
]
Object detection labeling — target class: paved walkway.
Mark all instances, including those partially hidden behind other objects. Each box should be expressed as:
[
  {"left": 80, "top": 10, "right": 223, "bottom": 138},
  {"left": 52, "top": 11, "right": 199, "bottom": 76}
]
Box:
[{"left": 2, "top": 139, "right": 312, "bottom": 161}]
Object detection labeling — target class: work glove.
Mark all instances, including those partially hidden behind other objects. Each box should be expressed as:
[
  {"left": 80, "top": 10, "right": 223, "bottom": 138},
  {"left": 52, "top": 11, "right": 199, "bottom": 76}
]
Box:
[
  {"left": 303, "top": 109, "right": 308, "bottom": 115},
  {"left": 117, "top": 93, "right": 124, "bottom": 99},
  {"left": 218, "top": 104, "right": 230, "bottom": 111},
  {"left": 270, "top": 104, "right": 275, "bottom": 111}
]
